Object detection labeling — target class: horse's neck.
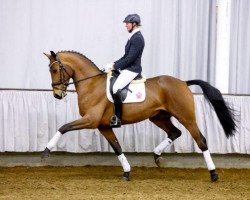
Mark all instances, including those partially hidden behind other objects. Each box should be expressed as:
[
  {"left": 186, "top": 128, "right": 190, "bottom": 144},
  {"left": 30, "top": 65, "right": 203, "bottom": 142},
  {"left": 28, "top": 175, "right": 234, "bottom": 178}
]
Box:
[{"left": 69, "top": 56, "right": 105, "bottom": 95}]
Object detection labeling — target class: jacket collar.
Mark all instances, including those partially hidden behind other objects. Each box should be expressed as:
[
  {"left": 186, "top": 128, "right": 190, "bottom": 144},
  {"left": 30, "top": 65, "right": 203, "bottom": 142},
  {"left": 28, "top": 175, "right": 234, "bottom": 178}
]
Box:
[{"left": 128, "top": 28, "right": 140, "bottom": 40}]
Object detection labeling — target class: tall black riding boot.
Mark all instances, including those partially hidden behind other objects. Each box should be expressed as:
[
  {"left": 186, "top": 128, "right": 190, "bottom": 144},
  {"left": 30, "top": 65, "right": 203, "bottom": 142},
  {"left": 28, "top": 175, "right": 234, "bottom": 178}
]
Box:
[{"left": 110, "top": 90, "right": 123, "bottom": 128}]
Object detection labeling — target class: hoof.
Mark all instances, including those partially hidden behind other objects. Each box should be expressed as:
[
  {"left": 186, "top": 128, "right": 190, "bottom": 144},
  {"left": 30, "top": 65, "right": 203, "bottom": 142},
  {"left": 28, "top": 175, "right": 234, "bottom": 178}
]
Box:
[
  {"left": 210, "top": 170, "right": 219, "bottom": 182},
  {"left": 41, "top": 147, "right": 51, "bottom": 161},
  {"left": 154, "top": 153, "right": 163, "bottom": 167},
  {"left": 122, "top": 172, "right": 130, "bottom": 181}
]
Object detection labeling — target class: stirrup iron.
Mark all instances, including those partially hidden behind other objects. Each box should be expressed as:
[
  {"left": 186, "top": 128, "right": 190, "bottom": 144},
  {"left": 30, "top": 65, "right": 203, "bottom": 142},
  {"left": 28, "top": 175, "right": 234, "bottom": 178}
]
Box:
[{"left": 110, "top": 115, "right": 121, "bottom": 128}]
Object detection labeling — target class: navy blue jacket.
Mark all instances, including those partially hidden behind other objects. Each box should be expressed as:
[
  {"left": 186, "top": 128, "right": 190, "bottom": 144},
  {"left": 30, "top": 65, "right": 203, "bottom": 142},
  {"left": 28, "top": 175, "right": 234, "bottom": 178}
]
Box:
[{"left": 114, "top": 31, "right": 145, "bottom": 73}]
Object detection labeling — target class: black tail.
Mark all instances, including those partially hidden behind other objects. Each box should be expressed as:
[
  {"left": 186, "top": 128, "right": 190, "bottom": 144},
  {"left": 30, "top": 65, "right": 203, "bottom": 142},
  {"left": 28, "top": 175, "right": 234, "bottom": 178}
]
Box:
[{"left": 186, "top": 80, "right": 236, "bottom": 137}]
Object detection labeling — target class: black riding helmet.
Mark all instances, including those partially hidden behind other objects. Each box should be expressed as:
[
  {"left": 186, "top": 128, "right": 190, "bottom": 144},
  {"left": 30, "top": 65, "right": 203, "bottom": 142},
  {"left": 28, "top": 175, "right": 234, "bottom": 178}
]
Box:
[{"left": 123, "top": 14, "right": 141, "bottom": 25}]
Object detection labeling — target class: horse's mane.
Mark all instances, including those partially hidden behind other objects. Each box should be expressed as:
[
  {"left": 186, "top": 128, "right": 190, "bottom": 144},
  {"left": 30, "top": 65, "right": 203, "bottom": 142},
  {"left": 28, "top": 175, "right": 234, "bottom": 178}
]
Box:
[{"left": 57, "top": 50, "right": 101, "bottom": 71}]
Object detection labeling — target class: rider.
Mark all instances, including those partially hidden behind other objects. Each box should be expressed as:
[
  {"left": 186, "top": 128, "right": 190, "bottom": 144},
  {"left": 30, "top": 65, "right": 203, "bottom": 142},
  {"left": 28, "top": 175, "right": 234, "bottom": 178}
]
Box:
[{"left": 105, "top": 14, "right": 145, "bottom": 128}]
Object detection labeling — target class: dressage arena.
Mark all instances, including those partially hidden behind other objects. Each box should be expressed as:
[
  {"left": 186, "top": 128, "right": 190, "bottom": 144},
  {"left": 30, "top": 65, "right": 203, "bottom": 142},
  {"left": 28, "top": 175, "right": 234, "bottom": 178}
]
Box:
[
  {"left": 1, "top": 0, "right": 250, "bottom": 200},
  {"left": 0, "top": 152, "right": 249, "bottom": 199},
  {"left": 0, "top": 152, "right": 249, "bottom": 200},
  {"left": 0, "top": 166, "right": 249, "bottom": 200}
]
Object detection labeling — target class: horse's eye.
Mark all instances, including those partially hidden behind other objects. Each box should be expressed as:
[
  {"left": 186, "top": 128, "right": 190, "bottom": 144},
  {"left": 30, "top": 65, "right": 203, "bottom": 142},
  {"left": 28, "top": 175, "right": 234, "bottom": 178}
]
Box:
[{"left": 52, "top": 69, "right": 57, "bottom": 74}]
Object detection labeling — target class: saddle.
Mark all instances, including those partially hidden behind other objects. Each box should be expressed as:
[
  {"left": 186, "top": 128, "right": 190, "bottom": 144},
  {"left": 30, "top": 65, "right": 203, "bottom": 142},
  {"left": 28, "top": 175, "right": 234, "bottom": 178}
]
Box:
[{"left": 106, "top": 70, "right": 146, "bottom": 103}]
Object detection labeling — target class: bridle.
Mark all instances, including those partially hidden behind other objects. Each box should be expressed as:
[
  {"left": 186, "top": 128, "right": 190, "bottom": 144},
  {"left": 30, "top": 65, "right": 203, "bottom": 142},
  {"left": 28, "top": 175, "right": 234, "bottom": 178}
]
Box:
[
  {"left": 49, "top": 59, "right": 105, "bottom": 91},
  {"left": 49, "top": 60, "right": 71, "bottom": 91}
]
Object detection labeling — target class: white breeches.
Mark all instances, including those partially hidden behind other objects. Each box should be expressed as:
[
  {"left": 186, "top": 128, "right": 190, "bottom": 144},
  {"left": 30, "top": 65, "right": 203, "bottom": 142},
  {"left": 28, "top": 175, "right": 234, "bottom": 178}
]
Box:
[{"left": 113, "top": 70, "right": 138, "bottom": 94}]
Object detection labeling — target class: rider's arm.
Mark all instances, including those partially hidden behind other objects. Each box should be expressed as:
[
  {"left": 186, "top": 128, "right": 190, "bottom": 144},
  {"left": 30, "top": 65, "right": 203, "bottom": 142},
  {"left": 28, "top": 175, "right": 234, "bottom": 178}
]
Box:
[{"left": 114, "top": 36, "right": 144, "bottom": 70}]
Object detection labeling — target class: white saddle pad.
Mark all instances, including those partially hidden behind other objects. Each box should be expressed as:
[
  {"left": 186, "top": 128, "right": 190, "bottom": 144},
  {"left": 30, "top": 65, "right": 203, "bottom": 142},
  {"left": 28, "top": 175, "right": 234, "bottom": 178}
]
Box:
[{"left": 106, "top": 73, "right": 146, "bottom": 103}]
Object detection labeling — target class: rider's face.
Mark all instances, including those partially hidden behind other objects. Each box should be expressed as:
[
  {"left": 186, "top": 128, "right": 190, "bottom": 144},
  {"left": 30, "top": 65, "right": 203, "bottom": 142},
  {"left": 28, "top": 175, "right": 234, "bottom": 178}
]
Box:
[{"left": 125, "top": 22, "right": 133, "bottom": 32}]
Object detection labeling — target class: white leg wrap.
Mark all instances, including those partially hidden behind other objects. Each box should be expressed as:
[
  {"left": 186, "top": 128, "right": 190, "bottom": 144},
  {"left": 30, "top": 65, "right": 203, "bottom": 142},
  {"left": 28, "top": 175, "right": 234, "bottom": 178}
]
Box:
[
  {"left": 203, "top": 150, "right": 216, "bottom": 171},
  {"left": 118, "top": 154, "right": 131, "bottom": 172},
  {"left": 46, "top": 131, "right": 62, "bottom": 150},
  {"left": 153, "top": 138, "right": 172, "bottom": 155}
]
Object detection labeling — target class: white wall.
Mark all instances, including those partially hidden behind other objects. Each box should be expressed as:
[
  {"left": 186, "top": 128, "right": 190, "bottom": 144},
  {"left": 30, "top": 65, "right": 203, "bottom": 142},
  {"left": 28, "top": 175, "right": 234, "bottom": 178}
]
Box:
[{"left": 0, "top": 0, "right": 216, "bottom": 90}]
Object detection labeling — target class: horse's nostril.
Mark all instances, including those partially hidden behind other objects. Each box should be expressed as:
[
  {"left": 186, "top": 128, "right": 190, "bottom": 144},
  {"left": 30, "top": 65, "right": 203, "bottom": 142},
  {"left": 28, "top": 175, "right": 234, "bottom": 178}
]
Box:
[{"left": 54, "top": 93, "right": 62, "bottom": 99}]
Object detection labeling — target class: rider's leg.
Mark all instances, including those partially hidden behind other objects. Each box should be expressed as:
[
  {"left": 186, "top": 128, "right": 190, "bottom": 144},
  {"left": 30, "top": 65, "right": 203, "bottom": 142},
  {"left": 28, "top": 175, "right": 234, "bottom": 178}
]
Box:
[
  {"left": 110, "top": 89, "right": 123, "bottom": 127},
  {"left": 112, "top": 70, "right": 138, "bottom": 94},
  {"left": 110, "top": 70, "right": 138, "bottom": 128}
]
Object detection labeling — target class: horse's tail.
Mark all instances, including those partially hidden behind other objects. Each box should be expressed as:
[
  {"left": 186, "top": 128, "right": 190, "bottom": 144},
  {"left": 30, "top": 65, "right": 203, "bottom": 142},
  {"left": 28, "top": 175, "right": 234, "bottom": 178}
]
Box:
[{"left": 186, "top": 80, "right": 236, "bottom": 138}]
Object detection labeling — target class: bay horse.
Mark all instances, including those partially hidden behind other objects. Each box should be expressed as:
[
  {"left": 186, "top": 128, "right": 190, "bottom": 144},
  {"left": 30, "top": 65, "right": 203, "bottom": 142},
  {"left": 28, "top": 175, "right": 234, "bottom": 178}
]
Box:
[{"left": 42, "top": 50, "right": 236, "bottom": 182}]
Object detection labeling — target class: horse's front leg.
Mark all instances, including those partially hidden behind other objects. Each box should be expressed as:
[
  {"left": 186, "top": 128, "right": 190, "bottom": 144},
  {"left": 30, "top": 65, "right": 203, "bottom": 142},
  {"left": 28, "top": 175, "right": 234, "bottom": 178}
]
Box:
[
  {"left": 98, "top": 127, "right": 131, "bottom": 181},
  {"left": 41, "top": 115, "right": 94, "bottom": 159}
]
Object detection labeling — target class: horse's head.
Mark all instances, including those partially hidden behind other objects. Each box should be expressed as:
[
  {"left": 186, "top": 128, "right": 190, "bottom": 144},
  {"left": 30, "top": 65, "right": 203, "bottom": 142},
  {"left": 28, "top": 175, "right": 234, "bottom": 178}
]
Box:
[{"left": 44, "top": 51, "right": 72, "bottom": 99}]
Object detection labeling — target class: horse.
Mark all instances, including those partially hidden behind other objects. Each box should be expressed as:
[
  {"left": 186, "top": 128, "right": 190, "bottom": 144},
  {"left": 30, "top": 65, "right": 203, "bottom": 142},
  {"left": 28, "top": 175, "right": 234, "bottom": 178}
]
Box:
[{"left": 42, "top": 50, "right": 236, "bottom": 182}]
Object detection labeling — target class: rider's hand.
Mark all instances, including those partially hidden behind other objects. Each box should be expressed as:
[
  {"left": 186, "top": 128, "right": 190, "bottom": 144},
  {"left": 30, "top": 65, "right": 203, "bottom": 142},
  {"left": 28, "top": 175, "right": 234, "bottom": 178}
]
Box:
[{"left": 103, "top": 63, "right": 114, "bottom": 73}]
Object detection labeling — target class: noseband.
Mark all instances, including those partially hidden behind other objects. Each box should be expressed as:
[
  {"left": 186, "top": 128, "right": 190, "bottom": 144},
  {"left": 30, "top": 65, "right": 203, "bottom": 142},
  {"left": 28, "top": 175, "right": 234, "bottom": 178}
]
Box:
[{"left": 49, "top": 59, "right": 105, "bottom": 91}]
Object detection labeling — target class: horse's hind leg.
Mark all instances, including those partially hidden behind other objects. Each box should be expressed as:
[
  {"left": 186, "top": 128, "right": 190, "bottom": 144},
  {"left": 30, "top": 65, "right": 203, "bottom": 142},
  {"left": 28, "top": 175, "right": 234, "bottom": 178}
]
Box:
[
  {"left": 98, "top": 127, "right": 130, "bottom": 181},
  {"left": 182, "top": 121, "right": 219, "bottom": 182},
  {"left": 149, "top": 111, "right": 182, "bottom": 167},
  {"left": 166, "top": 83, "right": 218, "bottom": 182}
]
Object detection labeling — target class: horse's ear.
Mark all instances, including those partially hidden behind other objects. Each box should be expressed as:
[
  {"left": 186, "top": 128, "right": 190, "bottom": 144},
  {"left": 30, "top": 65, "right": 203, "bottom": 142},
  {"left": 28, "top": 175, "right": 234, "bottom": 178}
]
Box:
[
  {"left": 43, "top": 52, "right": 51, "bottom": 59},
  {"left": 50, "top": 51, "right": 57, "bottom": 59}
]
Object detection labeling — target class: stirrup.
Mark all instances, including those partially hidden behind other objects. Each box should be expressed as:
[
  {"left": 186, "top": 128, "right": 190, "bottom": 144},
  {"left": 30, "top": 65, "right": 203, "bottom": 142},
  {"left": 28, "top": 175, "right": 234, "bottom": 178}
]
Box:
[{"left": 110, "top": 115, "right": 121, "bottom": 128}]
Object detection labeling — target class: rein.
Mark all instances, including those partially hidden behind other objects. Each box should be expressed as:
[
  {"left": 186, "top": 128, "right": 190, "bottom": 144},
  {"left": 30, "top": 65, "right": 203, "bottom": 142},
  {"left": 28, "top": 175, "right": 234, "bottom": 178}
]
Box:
[
  {"left": 49, "top": 60, "right": 105, "bottom": 89},
  {"left": 67, "top": 73, "right": 105, "bottom": 85}
]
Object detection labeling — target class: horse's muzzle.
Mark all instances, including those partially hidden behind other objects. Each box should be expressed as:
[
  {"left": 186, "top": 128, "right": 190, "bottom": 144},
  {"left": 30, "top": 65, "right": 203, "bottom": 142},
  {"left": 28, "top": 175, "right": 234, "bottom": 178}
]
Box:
[
  {"left": 53, "top": 87, "right": 67, "bottom": 99},
  {"left": 54, "top": 93, "right": 63, "bottom": 99}
]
